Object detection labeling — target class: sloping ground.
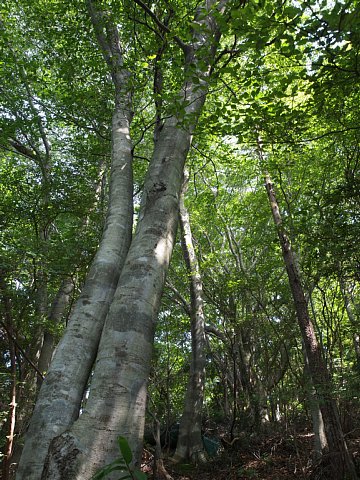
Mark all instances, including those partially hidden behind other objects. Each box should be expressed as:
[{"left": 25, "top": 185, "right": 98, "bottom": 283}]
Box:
[{"left": 143, "top": 430, "right": 360, "bottom": 480}]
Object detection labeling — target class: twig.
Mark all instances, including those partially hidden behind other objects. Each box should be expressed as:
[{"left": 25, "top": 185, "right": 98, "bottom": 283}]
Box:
[{"left": 0, "top": 320, "right": 44, "bottom": 380}]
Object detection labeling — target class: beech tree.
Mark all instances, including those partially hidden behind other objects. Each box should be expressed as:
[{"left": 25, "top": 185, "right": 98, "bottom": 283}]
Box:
[
  {"left": 14, "top": 0, "right": 230, "bottom": 478},
  {"left": 16, "top": 0, "right": 134, "bottom": 475},
  {"left": 0, "top": 6, "right": 111, "bottom": 476},
  {"left": 1, "top": 0, "right": 360, "bottom": 479},
  {"left": 173, "top": 170, "right": 207, "bottom": 463}
]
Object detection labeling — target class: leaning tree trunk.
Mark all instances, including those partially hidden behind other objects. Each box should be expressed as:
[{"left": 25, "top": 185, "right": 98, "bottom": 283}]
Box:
[
  {"left": 16, "top": 25, "right": 134, "bottom": 480},
  {"left": 264, "top": 173, "right": 358, "bottom": 480},
  {"left": 173, "top": 170, "right": 207, "bottom": 464},
  {"left": 39, "top": 2, "right": 225, "bottom": 479}
]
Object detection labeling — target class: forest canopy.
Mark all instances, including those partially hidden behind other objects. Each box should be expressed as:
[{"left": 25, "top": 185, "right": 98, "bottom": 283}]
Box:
[{"left": 0, "top": 0, "right": 360, "bottom": 479}]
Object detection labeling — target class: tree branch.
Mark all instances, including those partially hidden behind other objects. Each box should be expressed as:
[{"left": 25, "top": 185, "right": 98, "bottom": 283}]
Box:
[
  {"left": 133, "top": 0, "right": 189, "bottom": 51},
  {"left": 0, "top": 320, "right": 44, "bottom": 380}
]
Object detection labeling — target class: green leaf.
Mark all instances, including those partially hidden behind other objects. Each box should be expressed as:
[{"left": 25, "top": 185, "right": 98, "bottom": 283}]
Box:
[
  {"left": 92, "top": 470, "right": 107, "bottom": 480},
  {"left": 92, "top": 463, "right": 126, "bottom": 480},
  {"left": 133, "top": 471, "right": 147, "bottom": 480},
  {"left": 283, "top": 5, "right": 300, "bottom": 19},
  {"left": 117, "top": 436, "right": 132, "bottom": 465},
  {"left": 231, "top": 9, "right": 242, "bottom": 19}
]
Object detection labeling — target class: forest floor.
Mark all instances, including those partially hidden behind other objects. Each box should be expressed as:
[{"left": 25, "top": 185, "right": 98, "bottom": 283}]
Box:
[{"left": 143, "top": 428, "right": 360, "bottom": 480}]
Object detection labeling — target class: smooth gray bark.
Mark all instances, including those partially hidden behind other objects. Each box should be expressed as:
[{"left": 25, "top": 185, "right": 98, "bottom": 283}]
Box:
[
  {"left": 40, "top": 2, "right": 225, "bottom": 478},
  {"left": 42, "top": 95, "right": 205, "bottom": 480},
  {"left": 173, "top": 171, "right": 207, "bottom": 463},
  {"left": 4, "top": 10, "right": 133, "bottom": 480},
  {"left": 16, "top": 77, "right": 134, "bottom": 480}
]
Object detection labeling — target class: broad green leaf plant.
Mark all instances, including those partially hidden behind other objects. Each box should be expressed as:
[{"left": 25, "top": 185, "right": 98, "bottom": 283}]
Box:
[{"left": 92, "top": 436, "right": 147, "bottom": 480}]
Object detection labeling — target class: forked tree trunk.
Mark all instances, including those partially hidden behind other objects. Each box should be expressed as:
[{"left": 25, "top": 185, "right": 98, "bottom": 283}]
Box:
[
  {"left": 39, "top": 2, "right": 225, "bottom": 478},
  {"left": 264, "top": 173, "right": 358, "bottom": 480},
  {"left": 173, "top": 170, "right": 207, "bottom": 464},
  {"left": 41, "top": 88, "right": 210, "bottom": 480}
]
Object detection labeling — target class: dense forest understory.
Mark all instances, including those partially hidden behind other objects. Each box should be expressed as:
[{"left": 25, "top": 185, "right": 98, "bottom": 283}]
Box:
[
  {"left": 1, "top": 0, "right": 360, "bottom": 479},
  {"left": 142, "top": 429, "right": 360, "bottom": 480}
]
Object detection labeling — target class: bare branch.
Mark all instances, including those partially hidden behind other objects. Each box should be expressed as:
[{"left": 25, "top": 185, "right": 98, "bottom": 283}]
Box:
[
  {"left": 0, "top": 320, "right": 44, "bottom": 380},
  {"left": 133, "top": 0, "right": 189, "bottom": 51}
]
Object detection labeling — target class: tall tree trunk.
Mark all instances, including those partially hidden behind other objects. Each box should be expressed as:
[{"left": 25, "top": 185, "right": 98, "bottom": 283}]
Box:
[
  {"left": 303, "top": 343, "right": 327, "bottom": 461},
  {"left": 39, "top": 2, "right": 224, "bottom": 478},
  {"left": 173, "top": 170, "right": 207, "bottom": 464},
  {"left": 16, "top": 54, "right": 134, "bottom": 480},
  {"left": 264, "top": 173, "right": 358, "bottom": 480}
]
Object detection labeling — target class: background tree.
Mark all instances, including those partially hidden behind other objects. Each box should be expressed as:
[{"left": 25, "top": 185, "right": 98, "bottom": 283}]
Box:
[
  {"left": 1, "top": 0, "right": 360, "bottom": 479},
  {"left": 173, "top": 170, "right": 207, "bottom": 464}
]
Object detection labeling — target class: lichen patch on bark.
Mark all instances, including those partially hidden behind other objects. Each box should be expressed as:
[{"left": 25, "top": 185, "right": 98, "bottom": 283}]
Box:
[{"left": 41, "top": 432, "right": 83, "bottom": 480}]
